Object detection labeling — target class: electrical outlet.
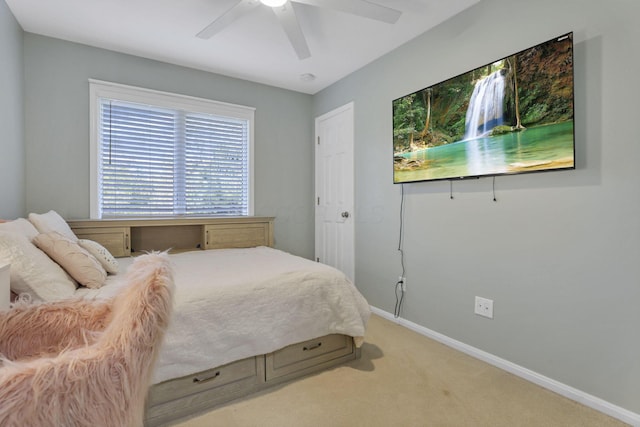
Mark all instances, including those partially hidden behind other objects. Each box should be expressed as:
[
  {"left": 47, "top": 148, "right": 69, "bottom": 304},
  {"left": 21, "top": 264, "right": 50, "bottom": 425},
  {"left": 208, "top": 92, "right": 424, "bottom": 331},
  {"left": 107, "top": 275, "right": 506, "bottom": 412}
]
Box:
[
  {"left": 474, "top": 296, "right": 494, "bottom": 319},
  {"left": 398, "top": 276, "right": 407, "bottom": 292}
]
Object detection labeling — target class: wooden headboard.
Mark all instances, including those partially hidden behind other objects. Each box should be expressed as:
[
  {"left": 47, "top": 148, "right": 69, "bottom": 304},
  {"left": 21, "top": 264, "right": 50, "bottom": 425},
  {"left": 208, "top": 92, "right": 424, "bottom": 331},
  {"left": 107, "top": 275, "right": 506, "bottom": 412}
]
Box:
[{"left": 68, "top": 217, "right": 274, "bottom": 257}]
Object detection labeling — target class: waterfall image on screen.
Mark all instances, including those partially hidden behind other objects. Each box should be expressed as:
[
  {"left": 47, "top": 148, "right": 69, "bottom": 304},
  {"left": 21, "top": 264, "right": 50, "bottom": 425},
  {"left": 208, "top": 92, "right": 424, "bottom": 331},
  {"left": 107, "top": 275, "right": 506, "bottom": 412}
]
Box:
[{"left": 393, "top": 33, "right": 575, "bottom": 183}]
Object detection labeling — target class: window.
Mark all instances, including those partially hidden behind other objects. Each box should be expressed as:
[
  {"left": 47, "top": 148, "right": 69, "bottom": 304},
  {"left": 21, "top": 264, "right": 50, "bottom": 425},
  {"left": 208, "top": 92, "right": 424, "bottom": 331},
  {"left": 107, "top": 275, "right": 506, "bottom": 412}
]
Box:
[{"left": 89, "top": 80, "right": 254, "bottom": 218}]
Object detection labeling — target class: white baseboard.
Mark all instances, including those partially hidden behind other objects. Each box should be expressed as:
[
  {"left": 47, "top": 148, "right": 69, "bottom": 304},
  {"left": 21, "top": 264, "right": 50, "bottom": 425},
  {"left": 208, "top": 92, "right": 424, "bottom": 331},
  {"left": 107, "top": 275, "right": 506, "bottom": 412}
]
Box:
[{"left": 370, "top": 306, "right": 640, "bottom": 427}]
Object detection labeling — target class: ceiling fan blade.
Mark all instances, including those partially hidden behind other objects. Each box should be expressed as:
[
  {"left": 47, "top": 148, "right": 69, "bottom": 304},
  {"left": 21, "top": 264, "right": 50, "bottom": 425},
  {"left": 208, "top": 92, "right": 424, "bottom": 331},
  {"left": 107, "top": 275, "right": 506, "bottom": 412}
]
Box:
[
  {"left": 272, "top": 2, "right": 311, "bottom": 60},
  {"left": 293, "top": 0, "right": 401, "bottom": 24},
  {"left": 197, "top": 0, "right": 262, "bottom": 39}
]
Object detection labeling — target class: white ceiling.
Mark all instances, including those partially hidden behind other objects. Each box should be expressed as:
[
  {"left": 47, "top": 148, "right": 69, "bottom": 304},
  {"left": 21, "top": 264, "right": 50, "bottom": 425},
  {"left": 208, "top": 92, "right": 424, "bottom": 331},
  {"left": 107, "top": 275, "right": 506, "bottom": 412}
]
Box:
[{"left": 5, "top": 0, "right": 480, "bottom": 94}]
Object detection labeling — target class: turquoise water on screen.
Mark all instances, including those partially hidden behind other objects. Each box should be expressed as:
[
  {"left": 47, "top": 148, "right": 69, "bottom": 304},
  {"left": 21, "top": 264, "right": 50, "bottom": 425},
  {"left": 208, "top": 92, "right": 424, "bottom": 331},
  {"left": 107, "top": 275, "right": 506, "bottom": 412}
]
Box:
[{"left": 395, "top": 121, "right": 574, "bottom": 182}]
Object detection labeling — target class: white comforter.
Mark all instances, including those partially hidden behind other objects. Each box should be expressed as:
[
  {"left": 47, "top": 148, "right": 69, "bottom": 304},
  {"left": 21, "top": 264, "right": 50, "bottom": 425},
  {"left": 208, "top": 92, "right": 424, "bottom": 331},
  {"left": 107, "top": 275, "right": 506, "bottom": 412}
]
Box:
[{"left": 77, "top": 247, "right": 371, "bottom": 384}]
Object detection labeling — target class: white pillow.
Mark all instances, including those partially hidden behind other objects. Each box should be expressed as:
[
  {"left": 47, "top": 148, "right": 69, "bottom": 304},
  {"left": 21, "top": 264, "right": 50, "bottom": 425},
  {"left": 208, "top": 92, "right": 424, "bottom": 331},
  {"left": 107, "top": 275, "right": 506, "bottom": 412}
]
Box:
[
  {"left": 0, "top": 231, "right": 77, "bottom": 301},
  {"left": 0, "top": 218, "right": 39, "bottom": 241},
  {"left": 28, "top": 210, "right": 77, "bottom": 241},
  {"left": 78, "top": 239, "right": 119, "bottom": 274},
  {"left": 34, "top": 232, "right": 107, "bottom": 289}
]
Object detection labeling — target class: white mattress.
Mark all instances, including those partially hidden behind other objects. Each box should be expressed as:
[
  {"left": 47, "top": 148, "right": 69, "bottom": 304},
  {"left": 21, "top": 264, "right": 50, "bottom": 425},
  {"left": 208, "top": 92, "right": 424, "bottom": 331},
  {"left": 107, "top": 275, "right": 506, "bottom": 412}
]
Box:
[{"left": 77, "top": 247, "right": 371, "bottom": 384}]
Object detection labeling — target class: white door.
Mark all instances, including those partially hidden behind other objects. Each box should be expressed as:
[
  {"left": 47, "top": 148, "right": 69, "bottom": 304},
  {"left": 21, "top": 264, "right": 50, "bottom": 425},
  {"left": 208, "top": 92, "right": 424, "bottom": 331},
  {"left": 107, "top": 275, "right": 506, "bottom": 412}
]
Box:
[{"left": 315, "top": 102, "right": 355, "bottom": 281}]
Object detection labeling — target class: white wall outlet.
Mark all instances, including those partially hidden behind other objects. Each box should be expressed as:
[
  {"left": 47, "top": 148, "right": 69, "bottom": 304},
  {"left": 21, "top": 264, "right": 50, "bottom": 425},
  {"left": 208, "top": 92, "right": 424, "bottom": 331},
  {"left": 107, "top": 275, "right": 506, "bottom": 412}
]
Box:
[
  {"left": 474, "top": 296, "right": 494, "bottom": 319},
  {"left": 399, "top": 276, "right": 406, "bottom": 292}
]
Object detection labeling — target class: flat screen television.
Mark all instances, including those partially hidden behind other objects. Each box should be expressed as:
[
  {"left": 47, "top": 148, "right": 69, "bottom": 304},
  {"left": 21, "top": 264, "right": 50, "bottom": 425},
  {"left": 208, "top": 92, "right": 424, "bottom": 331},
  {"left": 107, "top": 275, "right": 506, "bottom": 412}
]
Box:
[{"left": 393, "top": 32, "right": 575, "bottom": 184}]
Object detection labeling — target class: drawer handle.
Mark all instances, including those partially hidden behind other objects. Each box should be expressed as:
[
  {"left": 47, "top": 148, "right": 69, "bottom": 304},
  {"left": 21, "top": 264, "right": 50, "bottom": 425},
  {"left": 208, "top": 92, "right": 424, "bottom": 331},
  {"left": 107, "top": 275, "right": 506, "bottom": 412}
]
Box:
[
  {"left": 303, "top": 342, "right": 322, "bottom": 351},
  {"left": 192, "top": 371, "right": 220, "bottom": 384}
]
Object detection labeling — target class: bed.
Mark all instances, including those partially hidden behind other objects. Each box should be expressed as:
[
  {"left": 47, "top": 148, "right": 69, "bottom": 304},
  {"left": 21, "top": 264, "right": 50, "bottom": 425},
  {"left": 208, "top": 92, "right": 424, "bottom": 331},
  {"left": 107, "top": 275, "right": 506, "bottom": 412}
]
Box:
[{"left": 0, "top": 214, "right": 370, "bottom": 426}]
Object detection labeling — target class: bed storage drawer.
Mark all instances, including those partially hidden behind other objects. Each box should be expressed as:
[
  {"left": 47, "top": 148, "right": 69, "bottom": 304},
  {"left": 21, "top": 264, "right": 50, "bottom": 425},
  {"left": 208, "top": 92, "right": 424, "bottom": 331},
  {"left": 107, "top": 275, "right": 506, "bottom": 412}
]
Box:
[
  {"left": 265, "top": 334, "right": 354, "bottom": 380},
  {"left": 204, "top": 223, "right": 271, "bottom": 249},
  {"left": 146, "top": 356, "right": 265, "bottom": 425},
  {"left": 148, "top": 356, "right": 262, "bottom": 407},
  {"left": 72, "top": 227, "right": 130, "bottom": 257}
]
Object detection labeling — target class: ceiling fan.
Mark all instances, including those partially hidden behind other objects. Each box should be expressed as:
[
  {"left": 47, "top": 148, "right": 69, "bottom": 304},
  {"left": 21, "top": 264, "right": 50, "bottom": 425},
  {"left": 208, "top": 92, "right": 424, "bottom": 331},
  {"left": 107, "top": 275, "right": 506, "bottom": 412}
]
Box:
[{"left": 197, "top": 0, "right": 402, "bottom": 60}]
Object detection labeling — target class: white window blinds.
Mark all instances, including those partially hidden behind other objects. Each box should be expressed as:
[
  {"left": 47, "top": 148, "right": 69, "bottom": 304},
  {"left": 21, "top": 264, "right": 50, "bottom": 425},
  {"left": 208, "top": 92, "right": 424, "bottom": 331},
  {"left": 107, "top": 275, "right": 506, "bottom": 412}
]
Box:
[{"left": 90, "top": 81, "right": 253, "bottom": 218}]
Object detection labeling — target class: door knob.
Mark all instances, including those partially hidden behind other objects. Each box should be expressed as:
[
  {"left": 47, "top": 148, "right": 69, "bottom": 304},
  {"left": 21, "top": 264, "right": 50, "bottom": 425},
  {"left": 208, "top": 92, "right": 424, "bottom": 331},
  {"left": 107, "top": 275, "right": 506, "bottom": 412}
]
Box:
[{"left": 341, "top": 211, "right": 350, "bottom": 218}]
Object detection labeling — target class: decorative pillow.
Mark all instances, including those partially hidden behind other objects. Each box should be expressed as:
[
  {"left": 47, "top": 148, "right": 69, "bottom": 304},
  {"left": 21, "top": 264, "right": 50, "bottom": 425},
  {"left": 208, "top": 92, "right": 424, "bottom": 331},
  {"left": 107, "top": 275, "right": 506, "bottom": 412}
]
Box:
[
  {"left": 34, "top": 232, "right": 107, "bottom": 289},
  {"left": 78, "top": 239, "right": 119, "bottom": 274},
  {"left": 0, "top": 218, "right": 40, "bottom": 241},
  {"left": 0, "top": 231, "right": 77, "bottom": 301},
  {"left": 28, "top": 210, "right": 78, "bottom": 241}
]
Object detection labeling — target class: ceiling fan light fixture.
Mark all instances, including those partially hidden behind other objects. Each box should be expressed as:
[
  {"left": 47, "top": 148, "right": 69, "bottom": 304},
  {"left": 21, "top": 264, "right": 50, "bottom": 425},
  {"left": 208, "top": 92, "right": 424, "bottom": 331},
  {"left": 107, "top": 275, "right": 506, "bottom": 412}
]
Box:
[{"left": 260, "top": 0, "right": 287, "bottom": 7}]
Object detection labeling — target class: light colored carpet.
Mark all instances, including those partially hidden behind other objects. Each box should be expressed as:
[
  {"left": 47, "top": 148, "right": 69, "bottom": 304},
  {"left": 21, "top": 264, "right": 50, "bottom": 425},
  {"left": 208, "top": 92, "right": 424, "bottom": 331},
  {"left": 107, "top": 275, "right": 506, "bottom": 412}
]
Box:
[{"left": 174, "top": 314, "right": 627, "bottom": 427}]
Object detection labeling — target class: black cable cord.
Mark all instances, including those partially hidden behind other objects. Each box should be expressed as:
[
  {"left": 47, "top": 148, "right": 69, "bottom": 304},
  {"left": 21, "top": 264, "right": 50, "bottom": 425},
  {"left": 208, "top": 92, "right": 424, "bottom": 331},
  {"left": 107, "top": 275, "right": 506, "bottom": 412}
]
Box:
[
  {"left": 394, "top": 280, "right": 404, "bottom": 318},
  {"left": 449, "top": 180, "right": 454, "bottom": 199},
  {"left": 394, "top": 184, "right": 406, "bottom": 318},
  {"left": 492, "top": 176, "right": 497, "bottom": 202}
]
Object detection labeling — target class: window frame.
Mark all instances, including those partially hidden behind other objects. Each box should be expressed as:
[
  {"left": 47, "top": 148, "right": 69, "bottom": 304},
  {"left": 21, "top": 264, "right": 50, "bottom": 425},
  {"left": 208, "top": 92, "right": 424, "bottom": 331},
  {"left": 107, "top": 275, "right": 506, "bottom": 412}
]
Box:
[{"left": 89, "top": 79, "right": 255, "bottom": 219}]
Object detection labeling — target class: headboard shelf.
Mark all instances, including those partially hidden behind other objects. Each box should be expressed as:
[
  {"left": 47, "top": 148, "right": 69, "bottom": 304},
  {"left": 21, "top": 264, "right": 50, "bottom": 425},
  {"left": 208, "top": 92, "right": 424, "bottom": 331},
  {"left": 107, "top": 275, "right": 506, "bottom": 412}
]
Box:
[{"left": 68, "top": 217, "right": 274, "bottom": 257}]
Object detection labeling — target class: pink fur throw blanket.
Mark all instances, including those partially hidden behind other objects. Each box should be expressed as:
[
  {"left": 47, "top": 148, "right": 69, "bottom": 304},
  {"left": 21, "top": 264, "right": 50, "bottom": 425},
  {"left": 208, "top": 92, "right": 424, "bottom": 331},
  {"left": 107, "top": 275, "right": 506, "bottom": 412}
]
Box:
[
  {"left": 0, "top": 252, "right": 175, "bottom": 427},
  {"left": 0, "top": 298, "right": 112, "bottom": 360}
]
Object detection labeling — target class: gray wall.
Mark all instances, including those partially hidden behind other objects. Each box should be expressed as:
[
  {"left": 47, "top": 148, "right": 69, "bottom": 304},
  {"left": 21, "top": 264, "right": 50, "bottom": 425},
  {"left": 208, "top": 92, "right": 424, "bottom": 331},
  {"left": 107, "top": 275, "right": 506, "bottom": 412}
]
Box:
[
  {"left": 0, "top": 0, "right": 24, "bottom": 218},
  {"left": 314, "top": 0, "right": 640, "bottom": 415},
  {"left": 22, "top": 34, "right": 314, "bottom": 258}
]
